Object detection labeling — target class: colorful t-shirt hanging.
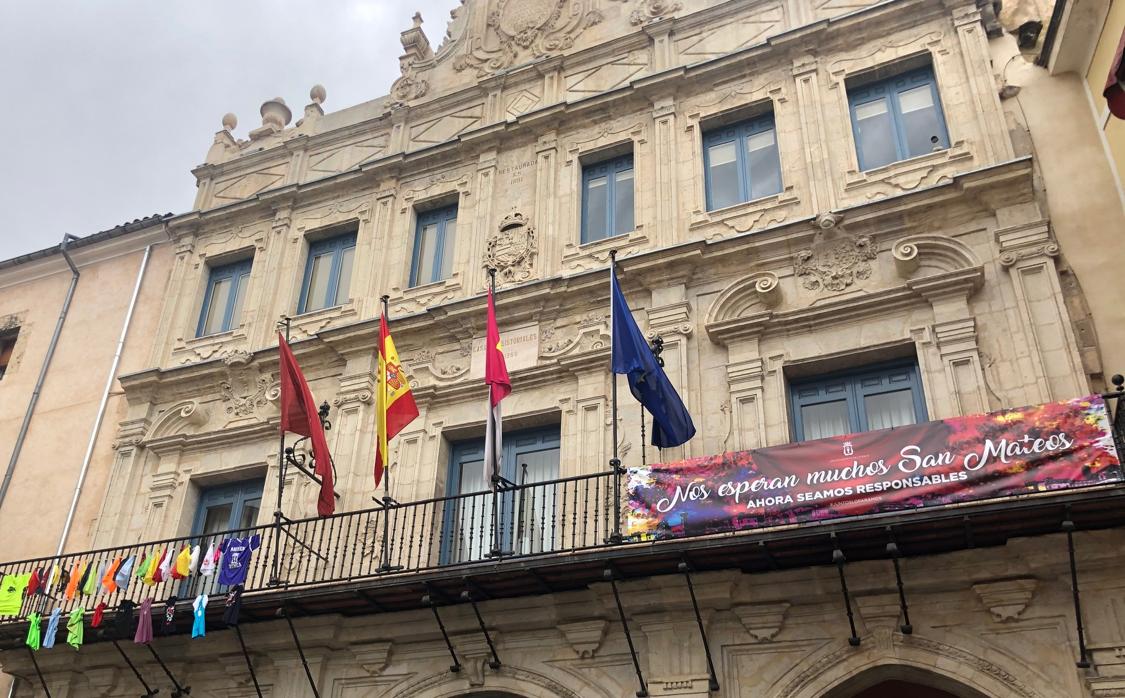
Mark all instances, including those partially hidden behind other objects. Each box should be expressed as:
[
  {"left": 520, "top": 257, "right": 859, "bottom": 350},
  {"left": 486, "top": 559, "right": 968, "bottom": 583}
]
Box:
[
  {"left": 158, "top": 548, "right": 173, "bottom": 582},
  {"left": 199, "top": 543, "right": 217, "bottom": 577},
  {"left": 218, "top": 536, "right": 261, "bottom": 586},
  {"left": 25, "top": 612, "right": 40, "bottom": 651},
  {"left": 172, "top": 546, "right": 191, "bottom": 580},
  {"left": 26, "top": 569, "right": 41, "bottom": 597},
  {"left": 91, "top": 602, "right": 107, "bottom": 628},
  {"left": 192, "top": 594, "right": 207, "bottom": 638},
  {"left": 115, "top": 556, "right": 135, "bottom": 589},
  {"left": 102, "top": 557, "right": 123, "bottom": 593},
  {"left": 149, "top": 549, "right": 167, "bottom": 584},
  {"left": 41, "top": 608, "right": 62, "bottom": 649},
  {"left": 82, "top": 562, "right": 101, "bottom": 596},
  {"left": 188, "top": 545, "right": 201, "bottom": 575},
  {"left": 134, "top": 598, "right": 153, "bottom": 645},
  {"left": 161, "top": 596, "right": 178, "bottom": 635},
  {"left": 64, "top": 563, "right": 82, "bottom": 600},
  {"left": 222, "top": 585, "right": 243, "bottom": 626},
  {"left": 114, "top": 600, "right": 136, "bottom": 639},
  {"left": 0, "top": 573, "right": 31, "bottom": 615},
  {"left": 66, "top": 607, "right": 84, "bottom": 649}
]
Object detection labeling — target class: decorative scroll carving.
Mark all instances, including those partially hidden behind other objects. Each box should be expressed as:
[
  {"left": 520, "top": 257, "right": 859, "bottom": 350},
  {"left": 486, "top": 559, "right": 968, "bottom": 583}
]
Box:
[
  {"left": 794, "top": 215, "right": 876, "bottom": 293},
  {"left": 146, "top": 401, "right": 209, "bottom": 442},
  {"left": 484, "top": 211, "right": 537, "bottom": 284},
  {"left": 733, "top": 602, "right": 790, "bottom": 641},
  {"left": 706, "top": 271, "right": 782, "bottom": 327},
  {"left": 999, "top": 243, "right": 1060, "bottom": 269},
  {"left": 892, "top": 234, "right": 982, "bottom": 278},
  {"left": 629, "top": 0, "right": 682, "bottom": 24},
  {"left": 540, "top": 312, "right": 610, "bottom": 358},
  {"left": 454, "top": 0, "right": 603, "bottom": 76},
  {"left": 972, "top": 578, "right": 1037, "bottom": 621},
  {"left": 558, "top": 619, "right": 607, "bottom": 657}
]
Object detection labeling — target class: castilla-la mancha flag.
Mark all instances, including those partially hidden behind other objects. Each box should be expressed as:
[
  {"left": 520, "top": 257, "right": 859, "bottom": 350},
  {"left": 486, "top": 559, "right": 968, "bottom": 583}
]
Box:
[
  {"left": 278, "top": 333, "right": 335, "bottom": 516},
  {"left": 375, "top": 312, "right": 419, "bottom": 488},
  {"left": 484, "top": 287, "right": 512, "bottom": 489}
]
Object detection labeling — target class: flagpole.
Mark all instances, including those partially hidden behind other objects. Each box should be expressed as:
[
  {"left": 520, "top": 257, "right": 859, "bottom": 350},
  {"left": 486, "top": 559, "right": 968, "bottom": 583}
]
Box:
[
  {"left": 272, "top": 316, "right": 291, "bottom": 587},
  {"left": 487, "top": 268, "right": 503, "bottom": 559},
  {"left": 378, "top": 295, "right": 400, "bottom": 573},
  {"left": 609, "top": 250, "right": 624, "bottom": 544}
]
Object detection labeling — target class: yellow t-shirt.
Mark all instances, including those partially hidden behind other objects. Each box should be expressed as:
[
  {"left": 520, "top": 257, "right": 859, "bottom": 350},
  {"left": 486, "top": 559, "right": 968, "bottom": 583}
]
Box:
[{"left": 175, "top": 546, "right": 192, "bottom": 577}]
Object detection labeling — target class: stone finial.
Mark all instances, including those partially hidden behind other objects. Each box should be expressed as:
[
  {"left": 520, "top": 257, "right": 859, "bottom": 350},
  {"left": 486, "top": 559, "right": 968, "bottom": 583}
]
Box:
[
  {"left": 309, "top": 84, "right": 326, "bottom": 105},
  {"left": 260, "top": 97, "right": 292, "bottom": 130},
  {"left": 412, "top": 11, "right": 423, "bottom": 28},
  {"left": 221, "top": 113, "right": 237, "bottom": 132}
]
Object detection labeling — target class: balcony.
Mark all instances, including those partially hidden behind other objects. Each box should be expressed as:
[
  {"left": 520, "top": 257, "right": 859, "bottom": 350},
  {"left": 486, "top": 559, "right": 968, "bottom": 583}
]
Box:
[{"left": 0, "top": 386, "right": 1122, "bottom": 651}]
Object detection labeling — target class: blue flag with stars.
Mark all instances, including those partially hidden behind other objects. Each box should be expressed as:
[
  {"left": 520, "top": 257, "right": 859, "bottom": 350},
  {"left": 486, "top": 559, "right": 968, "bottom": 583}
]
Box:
[{"left": 610, "top": 266, "right": 696, "bottom": 448}]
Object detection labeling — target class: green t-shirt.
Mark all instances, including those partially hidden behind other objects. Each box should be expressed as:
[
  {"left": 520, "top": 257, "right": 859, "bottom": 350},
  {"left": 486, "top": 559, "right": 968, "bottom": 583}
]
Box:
[
  {"left": 0, "top": 574, "right": 31, "bottom": 615},
  {"left": 66, "top": 607, "right": 84, "bottom": 649},
  {"left": 25, "top": 612, "right": 40, "bottom": 651}
]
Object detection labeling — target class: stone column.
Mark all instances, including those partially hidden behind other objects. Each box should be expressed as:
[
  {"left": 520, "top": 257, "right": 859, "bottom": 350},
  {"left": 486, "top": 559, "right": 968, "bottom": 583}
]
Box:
[
  {"left": 534, "top": 131, "right": 559, "bottom": 276},
  {"left": 947, "top": 1, "right": 1014, "bottom": 163},
  {"left": 651, "top": 96, "right": 679, "bottom": 250},
  {"left": 792, "top": 53, "right": 835, "bottom": 212}
]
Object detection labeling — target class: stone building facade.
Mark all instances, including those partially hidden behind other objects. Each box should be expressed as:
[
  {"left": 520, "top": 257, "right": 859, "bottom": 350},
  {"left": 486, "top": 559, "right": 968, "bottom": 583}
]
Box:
[{"left": 2, "top": 0, "right": 1125, "bottom": 696}]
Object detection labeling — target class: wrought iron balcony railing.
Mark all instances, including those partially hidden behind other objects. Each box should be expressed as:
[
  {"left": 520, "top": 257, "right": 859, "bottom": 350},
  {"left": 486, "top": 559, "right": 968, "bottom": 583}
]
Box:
[{"left": 1, "top": 384, "right": 1123, "bottom": 627}]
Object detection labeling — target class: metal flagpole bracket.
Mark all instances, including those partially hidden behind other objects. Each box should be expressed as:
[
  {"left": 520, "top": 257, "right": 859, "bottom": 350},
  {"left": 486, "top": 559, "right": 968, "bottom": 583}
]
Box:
[
  {"left": 885, "top": 526, "right": 913, "bottom": 635},
  {"left": 831, "top": 534, "right": 861, "bottom": 647},
  {"left": 422, "top": 590, "right": 462, "bottom": 674},
  {"left": 112, "top": 639, "right": 159, "bottom": 697},
  {"left": 460, "top": 588, "right": 502, "bottom": 670},
  {"left": 1063, "top": 509, "right": 1091, "bottom": 668},
  {"left": 232, "top": 625, "right": 263, "bottom": 698},
  {"left": 677, "top": 558, "right": 720, "bottom": 692},
  {"left": 146, "top": 644, "right": 191, "bottom": 697},
  {"left": 278, "top": 605, "right": 321, "bottom": 698},
  {"left": 604, "top": 564, "right": 649, "bottom": 698}
]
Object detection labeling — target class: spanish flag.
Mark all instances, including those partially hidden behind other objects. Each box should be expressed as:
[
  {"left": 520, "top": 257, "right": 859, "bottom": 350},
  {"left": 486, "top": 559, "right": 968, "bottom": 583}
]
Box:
[
  {"left": 375, "top": 311, "right": 419, "bottom": 488},
  {"left": 483, "top": 286, "right": 511, "bottom": 489}
]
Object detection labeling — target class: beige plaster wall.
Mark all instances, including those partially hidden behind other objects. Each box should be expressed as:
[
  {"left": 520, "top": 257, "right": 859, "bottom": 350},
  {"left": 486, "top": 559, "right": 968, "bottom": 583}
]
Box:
[
  {"left": 0, "top": 236, "right": 172, "bottom": 562},
  {"left": 993, "top": 33, "right": 1125, "bottom": 382}
]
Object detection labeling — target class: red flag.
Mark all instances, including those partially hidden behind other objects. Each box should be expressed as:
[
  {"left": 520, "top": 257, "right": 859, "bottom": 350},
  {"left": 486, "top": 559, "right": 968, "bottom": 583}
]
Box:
[
  {"left": 374, "top": 313, "right": 419, "bottom": 488},
  {"left": 279, "top": 333, "right": 335, "bottom": 516},
  {"left": 484, "top": 287, "right": 511, "bottom": 487}
]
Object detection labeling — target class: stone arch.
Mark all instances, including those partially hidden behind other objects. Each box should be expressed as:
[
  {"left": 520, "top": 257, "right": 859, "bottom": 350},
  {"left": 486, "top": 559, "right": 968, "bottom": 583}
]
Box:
[
  {"left": 891, "top": 234, "right": 982, "bottom": 280},
  {"left": 772, "top": 633, "right": 1050, "bottom": 698},
  {"left": 822, "top": 664, "right": 989, "bottom": 698},
  {"left": 386, "top": 664, "right": 610, "bottom": 698},
  {"left": 706, "top": 271, "right": 783, "bottom": 326}
]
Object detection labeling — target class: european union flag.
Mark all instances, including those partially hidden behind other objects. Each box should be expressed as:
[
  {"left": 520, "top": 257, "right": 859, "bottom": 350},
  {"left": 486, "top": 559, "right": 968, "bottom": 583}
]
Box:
[{"left": 611, "top": 267, "right": 696, "bottom": 448}]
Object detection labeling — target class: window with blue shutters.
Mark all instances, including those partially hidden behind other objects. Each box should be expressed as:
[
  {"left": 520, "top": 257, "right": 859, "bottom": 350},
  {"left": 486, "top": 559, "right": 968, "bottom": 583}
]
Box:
[
  {"left": 298, "top": 231, "right": 357, "bottom": 313},
  {"left": 197, "top": 258, "right": 252, "bottom": 337},
  {"left": 789, "top": 361, "right": 927, "bottom": 442},
  {"left": 192, "top": 479, "right": 264, "bottom": 537},
  {"left": 581, "top": 153, "right": 635, "bottom": 244},
  {"left": 410, "top": 205, "right": 458, "bottom": 287},
  {"left": 703, "top": 112, "right": 782, "bottom": 211},
  {"left": 848, "top": 65, "right": 950, "bottom": 171}
]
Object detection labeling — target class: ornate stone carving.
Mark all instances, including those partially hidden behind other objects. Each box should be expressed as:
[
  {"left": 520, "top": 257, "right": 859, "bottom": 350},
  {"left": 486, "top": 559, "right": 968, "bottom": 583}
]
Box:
[
  {"left": 391, "top": 14, "right": 433, "bottom": 106},
  {"left": 629, "top": 0, "right": 682, "bottom": 25},
  {"left": 733, "top": 602, "right": 790, "bottom": 641},
  {"left": 794, "top": 215, "right": 877, "bottom": 293},
  {"left": 454, "top": 0, "right": 603, "bottom": 76},
  {"left": 998, "top": 243, "right": 1060, "bottom": 269},
  {"left": 972, "top": 578, "right": 1037, "bottom": 621},
  {"left": 351, "top": 641, "right": 392, "bottom": 676},
  {"left": 484, "top": 211, "right": 538, "bottom": 284},
  {"left": 558, "top": 619, "right": 607, "bottom": 657}
]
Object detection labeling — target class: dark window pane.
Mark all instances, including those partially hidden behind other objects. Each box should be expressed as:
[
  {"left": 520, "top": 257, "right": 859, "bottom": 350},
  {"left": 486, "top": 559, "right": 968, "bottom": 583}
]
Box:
[
  {"left": 304, "top": 252, "right": 334, "bottom": 312},
  {"left": 898, "top": 85, "right": 945, "bottom": 157},
  {"left": 746, "top": 129, "right": 782, "bottom": 198},
  {"left": 614, "top": 168, "right": 635, "bottom": 236},
  {"left": 439, "top": 218, "right": 457, "bottom": 281},
  {"left": 202, "top": 277, "right": 232, "bottom": 336},
  {"left": 707, "top": 141, "right": 741, "bottom": 210},
  {"left": 801, "top": 401, "right": 851, "bottom": 440},
  {"left": 414, "top": 222, "right": 439, "bottom": 285},
  {"left": 201, "top": 504, "right": 233, "bottom": 536},
  {"left": 864, "top": 390, "right": 917, "bottom": 430},
  {"left": 238, "top": 498, "right": 261, "bottom": 530},
  {"left": 334, "top": 246, "right": 355, "bottom": 306},
  {"left": 585, "top": 175, "right": 608, "bottom": 241},
  {"left": 854, "top": 97, "right": 897, "bottom": 169}
]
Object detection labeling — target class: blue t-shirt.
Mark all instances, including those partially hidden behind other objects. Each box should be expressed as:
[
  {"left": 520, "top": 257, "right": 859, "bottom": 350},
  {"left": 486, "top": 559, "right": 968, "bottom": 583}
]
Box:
[{"left": 217, "top": 535, "right": 261, "bottom": 586}]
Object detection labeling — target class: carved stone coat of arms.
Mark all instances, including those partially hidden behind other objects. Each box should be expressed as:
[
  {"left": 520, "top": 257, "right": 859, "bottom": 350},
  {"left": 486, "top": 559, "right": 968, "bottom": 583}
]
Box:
[{"left": 484, "top": 211, "right": 537, "bottom": 284}]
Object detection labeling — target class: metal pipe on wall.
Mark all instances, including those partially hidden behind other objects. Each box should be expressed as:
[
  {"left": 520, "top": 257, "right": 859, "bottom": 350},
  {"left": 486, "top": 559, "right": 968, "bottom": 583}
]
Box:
[
  {"left": 0, "top": 233, "right": 81, "bottom": 511},
  {"left": 55, "top": 243, "right": 153, "bottom": 556}
]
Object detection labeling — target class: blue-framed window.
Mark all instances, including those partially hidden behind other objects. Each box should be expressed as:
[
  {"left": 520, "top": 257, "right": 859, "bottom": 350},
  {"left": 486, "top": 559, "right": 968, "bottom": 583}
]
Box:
[
  {"left": 789, "top": 361, "right": 927, "bottom": 442},
  {"left": 703, "top": 112, "right": 782, "bottom": 211},
  {"left": 191, "top": 479, "right": 264, "bottom": 537},
  {"left": 197, "top": 259, "right": 252, "bottom": 337},
  {"left": 443, "top": 426, "right": 560, "bottom": 563},
  {"left": 299, "top": 231, "right": 357, "bottom": 313},
  {"left": 848, "top": 65, "right": 950, "bottom": 171},
  {"left": 581, "top": 153, "right": 635, "bottom": 243},
  {"left": 410, "top": 205, "right": 458, "bottom": 287}
]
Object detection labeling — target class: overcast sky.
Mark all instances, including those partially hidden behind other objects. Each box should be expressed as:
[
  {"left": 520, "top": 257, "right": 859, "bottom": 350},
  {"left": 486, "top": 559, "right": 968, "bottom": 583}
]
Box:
[{"left": 0, "top": 0, "right": 462, "bottom": 260}]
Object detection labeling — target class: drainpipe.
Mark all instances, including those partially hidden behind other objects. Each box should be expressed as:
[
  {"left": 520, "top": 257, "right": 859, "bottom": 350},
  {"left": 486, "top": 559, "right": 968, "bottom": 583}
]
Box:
[
  {"left": 0, "top": 233, "right": 81, "bottom": 511},
  {"left": 55, "top": 243, "right": 153, "bottom": 556}
]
